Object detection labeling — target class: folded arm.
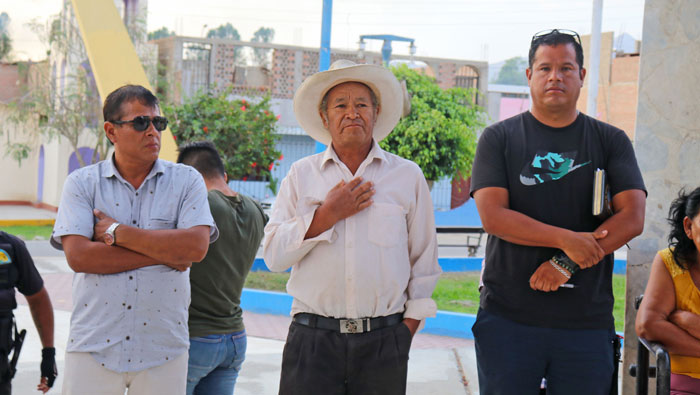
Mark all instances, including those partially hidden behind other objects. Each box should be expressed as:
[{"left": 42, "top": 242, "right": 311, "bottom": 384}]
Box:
[
  {"left": 669, "top": 310, "right": 700, "bottom": 340},
  {"left": 93, "top": 209, "right": 210, "bottom": 265},
  {"left": 592, "top": 189, "right": 646, "bottom": 254},
  {"left": 474, "top": 187, "right": 607, "bottom": 268},
  {"left": 62, "top": 235, "right": 171, "bottom": 274},
  {"left": 110, "top": 224, "right": 210, "bottom": 264},
  {"left": 636, "top": 253, "right": 700, "bottom": 357}
]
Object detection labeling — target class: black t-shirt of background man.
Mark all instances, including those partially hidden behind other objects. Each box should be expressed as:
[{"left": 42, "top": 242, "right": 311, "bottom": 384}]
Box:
[{"left": 470, "top": 111, "right": 646, "bottom": 330}]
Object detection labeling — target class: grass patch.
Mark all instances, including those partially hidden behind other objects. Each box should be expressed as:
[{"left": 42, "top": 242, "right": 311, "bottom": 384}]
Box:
[
  {"left": 244, "top": 271, "right": 289, "bottom": 292},
  {"left": 432, "top": 272, "right": 482, "bottom": 314},
  {"left": 0, "top": 225, "right": 53, "bottom": 241},
  {"left": 612, "top": 274, "right": 626, "bottom": 332},
  {"left": 244, "top": 271, "right": 627, "bottom": 331}
]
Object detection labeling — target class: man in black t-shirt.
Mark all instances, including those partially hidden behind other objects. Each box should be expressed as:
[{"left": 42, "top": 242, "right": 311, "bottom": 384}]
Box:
[
  {"left": 470, "top": 29, "right": 646, "bottom": 394},
  {"left": 0, "top": 231, "right": 57, "bottom": 394}
]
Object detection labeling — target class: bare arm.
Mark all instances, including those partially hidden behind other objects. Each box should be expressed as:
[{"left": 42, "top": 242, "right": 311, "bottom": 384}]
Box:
[
  {"left": 670, "top": 310, "right": 700, "bottom": 340},
  {"left": 528, "top": 189, "right": 645, "bottom": 291},
  {"left": 592, "top": 189, "right": 646, "bottom": 254},
  {"left": 93, "top": 209, "right": 210, "bottom": 264},
  {"left": 62, "top": 235, "right": 176, "bottom": 274},
  {"left": 473, "top": 187, "right": 607, "bottom": 268},
  {"left": 636, "top": 253, "right": 700, "bottom": 357},
  {"left": 26, "top": 287, "right": 56, "bottom": 393},
  {"left": 25, "top": 287, "right": 53, "bottom": 348}
]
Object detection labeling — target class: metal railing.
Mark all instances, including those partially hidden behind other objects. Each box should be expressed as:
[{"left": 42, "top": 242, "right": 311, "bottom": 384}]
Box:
[{"left": 629, "top": 295, "right": 671, "bottom": 395}]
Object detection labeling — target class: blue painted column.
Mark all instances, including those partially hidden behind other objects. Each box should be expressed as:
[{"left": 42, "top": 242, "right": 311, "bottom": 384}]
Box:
[{"left": 315, "top": 0, "right": 333, "bottom": 153}]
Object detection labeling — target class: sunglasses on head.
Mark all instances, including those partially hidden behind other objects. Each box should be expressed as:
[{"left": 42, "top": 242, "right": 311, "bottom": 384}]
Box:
[
  {"left": 110, "top": 115, "right": 169, "bottom": 132},
  {"left": 531, "top": 29, "right": 582, "bottom": 46}
]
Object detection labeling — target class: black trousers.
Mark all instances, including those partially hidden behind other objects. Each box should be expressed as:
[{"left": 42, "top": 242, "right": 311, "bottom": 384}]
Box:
[
  {"left": 279, "top": 321, "right": 413, "bottom": 395},
  {"left": 0, "top": 377, "right": 9, "bottom": 395}
]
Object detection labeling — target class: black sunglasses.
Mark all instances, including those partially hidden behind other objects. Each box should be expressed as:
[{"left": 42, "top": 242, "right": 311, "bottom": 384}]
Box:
[
  {"left": 110, "top": 115, "right": 168, "bottom": 132},
  {"left": 531, "top": 29, "right": 581, "bottom": 46}
]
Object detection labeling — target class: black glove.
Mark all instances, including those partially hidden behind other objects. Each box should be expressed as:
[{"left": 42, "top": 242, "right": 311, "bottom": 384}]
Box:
[{"left": 40, "top": 347, "right": 57, "bottom": 388}]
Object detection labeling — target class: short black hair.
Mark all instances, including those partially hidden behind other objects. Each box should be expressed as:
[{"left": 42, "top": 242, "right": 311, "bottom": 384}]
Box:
[
  {"left": 528, "top": 31, "right": 584, "bottom": 71},
  {"left": 103, "top": 84, "right": 159, "bottom": 123},
  {"left": 667, "top": 186, "right": 700, "bottom": 269},
  {"left": 177, "top": 140, "right": 226, "bottom": 180}
]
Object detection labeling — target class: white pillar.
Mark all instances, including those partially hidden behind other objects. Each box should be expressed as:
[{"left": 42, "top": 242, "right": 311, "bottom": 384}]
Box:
[{"left": 586, "top": 0, "right": 603, "bottom": 118}]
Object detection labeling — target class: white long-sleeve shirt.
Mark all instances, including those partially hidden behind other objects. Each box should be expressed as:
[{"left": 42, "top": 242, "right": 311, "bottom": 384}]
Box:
[{"left": 263, "top": 141, "right": 441, "bottom": 321}]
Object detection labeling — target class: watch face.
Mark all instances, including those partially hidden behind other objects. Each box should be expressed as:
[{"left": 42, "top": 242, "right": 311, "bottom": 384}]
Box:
[{"left": 104, "top": 234, "right": 115, "bottom": 246}]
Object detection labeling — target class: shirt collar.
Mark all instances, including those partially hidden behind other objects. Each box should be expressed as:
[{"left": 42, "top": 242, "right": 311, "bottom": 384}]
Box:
[
  {"left": 103, "top": 155, "right": 165, "bottom": 183},
  {"left": 319, "top": 140, "right": 387, "bottom": 170}
]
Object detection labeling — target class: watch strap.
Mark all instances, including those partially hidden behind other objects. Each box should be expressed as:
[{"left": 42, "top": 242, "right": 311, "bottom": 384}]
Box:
[{"left": 106, "top": 222, "right": 120, "bottom": 245}]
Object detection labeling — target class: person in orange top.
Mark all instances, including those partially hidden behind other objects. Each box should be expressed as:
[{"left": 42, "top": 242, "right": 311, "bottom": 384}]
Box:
[{"left": 637, "top": 186, "right": 700, "bottom": 394}]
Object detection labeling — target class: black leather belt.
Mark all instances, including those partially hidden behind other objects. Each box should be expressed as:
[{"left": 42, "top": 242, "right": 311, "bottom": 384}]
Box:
[{"left": 293, "top": 313, "right": 403, "bottom": 334}]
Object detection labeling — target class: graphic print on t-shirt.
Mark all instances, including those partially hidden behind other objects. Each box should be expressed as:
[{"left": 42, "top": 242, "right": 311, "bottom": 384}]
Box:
[{"left": 520, "top": 150, "right": 590, "bottom": 185}]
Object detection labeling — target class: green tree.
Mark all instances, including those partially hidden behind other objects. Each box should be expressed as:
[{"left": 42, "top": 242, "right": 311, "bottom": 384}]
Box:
[
  {"left": 206, "top": 23, "right": 240, "bottom": 40},
  {"left": 0, "top": 12, "right": 12, "bottom": 61},
  {"left": 381, "top": 64, "right": 486, "bottom": 181},
  {"left": 1, "top": 15, "right": 107, "bottom": 167},
  {"left": 148, "top": 26, "right": 174, "bottom": 41},
  {"left": 251, "top": 27, "right": 274, "bottom": 68},
  {"left": 163, "top": 88, "right": 282, "bottom": 187},
  {"left": 494, "top": 56, "right": 528, "bottom": 86}
]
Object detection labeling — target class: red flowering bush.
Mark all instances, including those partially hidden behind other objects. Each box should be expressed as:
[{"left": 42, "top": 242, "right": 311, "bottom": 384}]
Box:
[{"left": 164, "top": 88, "right": 281, "bottom": 181}]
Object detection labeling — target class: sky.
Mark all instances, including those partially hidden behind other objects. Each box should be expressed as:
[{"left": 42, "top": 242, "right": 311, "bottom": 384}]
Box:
[{"left": 2, "top": 0, "right": 646, "bottom": 64}]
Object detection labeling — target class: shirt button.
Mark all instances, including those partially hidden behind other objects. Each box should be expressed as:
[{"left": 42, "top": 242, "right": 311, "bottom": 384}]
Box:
[
  {"left": 135, "top": 192, "right": 139, "bottom": 196},
  {"left": 126, "top": 336, "right": 130, "bottom": 340},
  {"left": 129, "top": 276, "right": 133, "bottom": 280},
  {"left": 127, "top": 305, "right": 132, "bottom": 310},
  {"left": 132, "top": 220, "right": 136, "bottom": 224}
]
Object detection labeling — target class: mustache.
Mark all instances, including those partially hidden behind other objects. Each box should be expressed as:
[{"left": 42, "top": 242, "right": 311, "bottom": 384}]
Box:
[{"left": 546, "top": 85, "right": 565, "bottom": 91}]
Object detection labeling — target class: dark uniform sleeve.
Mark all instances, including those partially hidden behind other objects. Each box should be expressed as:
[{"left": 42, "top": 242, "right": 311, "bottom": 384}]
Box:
[
  {"left": 605, "top": 130, "right": 647, "bottom": 197},
  {"left": 9, "top": 237, "right": 44, "bottom": 297},
  {"left": 470, "top": 124, "right": 509, "bottom": 197}
]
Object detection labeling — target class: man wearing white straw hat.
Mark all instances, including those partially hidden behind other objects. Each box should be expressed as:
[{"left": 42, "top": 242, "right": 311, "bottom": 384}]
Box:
[{"left": 263, "top": 59, "right": 441, "bottom": 394}]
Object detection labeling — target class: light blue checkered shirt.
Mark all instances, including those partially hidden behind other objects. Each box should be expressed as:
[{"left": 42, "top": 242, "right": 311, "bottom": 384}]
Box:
[{"left": 52, "top": 157, "right": 218, "bottom": 372}]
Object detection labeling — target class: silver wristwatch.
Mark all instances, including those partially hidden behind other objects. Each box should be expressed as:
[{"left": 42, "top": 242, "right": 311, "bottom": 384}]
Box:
[{"left": 104, "top": 222, "right": 120, "bottom": 246}]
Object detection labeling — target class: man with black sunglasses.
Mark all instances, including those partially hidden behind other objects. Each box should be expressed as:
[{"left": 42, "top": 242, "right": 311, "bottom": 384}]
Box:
[
  {"left": 51, "top": 84, "right": 218, "bottom": 394},
  {"left": 470, "top": 29, "right": 646, "bottom": 394}
]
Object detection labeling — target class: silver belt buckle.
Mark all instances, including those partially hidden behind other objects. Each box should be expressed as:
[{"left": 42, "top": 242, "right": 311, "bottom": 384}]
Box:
[{"left": 340, "top": 318, "right": 365, "bottom": 333}]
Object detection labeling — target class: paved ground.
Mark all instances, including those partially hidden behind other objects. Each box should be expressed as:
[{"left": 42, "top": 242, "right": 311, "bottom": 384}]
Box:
[
  {"left": 3, "top": 204, "right": 481, "bottom": 394},
  {"left": 0, "top": 205, "right": 56, "bottom": 221}
]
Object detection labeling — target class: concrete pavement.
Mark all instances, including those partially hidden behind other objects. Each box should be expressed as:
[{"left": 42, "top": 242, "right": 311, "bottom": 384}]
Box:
[{"left": 0, "top": 204, "right": 56, "bottom": 226}]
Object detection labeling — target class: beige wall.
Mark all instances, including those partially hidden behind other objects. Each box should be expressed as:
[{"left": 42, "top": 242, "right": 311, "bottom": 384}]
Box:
[
  {"left": 0, "top": 106, "right": 107, "bottom": 206},
  {"left": 577, "top": 32, "right": 640, "bottom": 141},
  {"left": 0, "top": 108, "right": 40, "bottom": 202}
]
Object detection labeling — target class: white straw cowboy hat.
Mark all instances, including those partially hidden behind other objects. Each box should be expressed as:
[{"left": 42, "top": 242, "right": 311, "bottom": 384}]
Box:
[{"left": 293, "top": 59, "right": 404, "bottom": 145}]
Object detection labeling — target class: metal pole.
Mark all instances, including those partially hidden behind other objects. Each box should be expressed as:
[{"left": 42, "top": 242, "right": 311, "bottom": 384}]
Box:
[
  {"left": 316, "top": 0, "right": 333, "bottom": 153},
  {"left": 587, "top": 0, "right": 603, "bottom": 118},
  {"left": 319, "top": 0, "right": 332, "bottom": 72}
]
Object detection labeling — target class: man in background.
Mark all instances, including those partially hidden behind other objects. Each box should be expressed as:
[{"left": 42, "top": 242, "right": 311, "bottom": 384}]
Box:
[{"left": 178, "top": 141, "right": 268, "bottom": 394}]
